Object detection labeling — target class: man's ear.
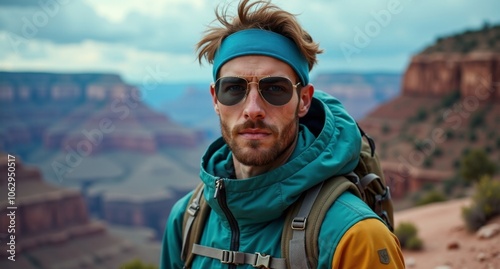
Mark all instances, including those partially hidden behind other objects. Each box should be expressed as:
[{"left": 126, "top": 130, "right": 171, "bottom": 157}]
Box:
[
  {"left": 298, "top": 84, "right": 314, "bottom": 117},
  {"left": 210, "top": 84, "right": 220, "bottom": 115}
]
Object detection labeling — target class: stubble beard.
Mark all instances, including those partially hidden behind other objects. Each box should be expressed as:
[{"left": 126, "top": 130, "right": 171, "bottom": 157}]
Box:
[{"left": 220, "top": 117, "right": 298, "bottom": 167}]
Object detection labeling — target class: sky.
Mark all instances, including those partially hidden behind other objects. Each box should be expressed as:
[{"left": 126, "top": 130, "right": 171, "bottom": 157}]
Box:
[{"left": 0, "top": 0, "right": 499, "bottom": 85}]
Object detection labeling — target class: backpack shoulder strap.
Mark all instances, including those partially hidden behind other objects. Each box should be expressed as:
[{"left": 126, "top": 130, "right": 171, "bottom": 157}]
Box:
[
  {"left": 181, "top": 182, "right": 210, "bottom": 268},
  {"left": 281, "top": 175, "right": 361, "bottom": 269}
]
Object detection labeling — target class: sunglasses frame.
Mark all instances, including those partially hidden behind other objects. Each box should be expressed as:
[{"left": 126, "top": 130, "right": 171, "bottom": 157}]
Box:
[{"left": 213, "top": 76, "right": 301, "bottom": 106}]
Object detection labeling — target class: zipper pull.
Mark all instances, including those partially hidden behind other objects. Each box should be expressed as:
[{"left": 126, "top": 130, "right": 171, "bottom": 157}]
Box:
[{"left": 214, "top": 179, "right": 223, "bottom": 199}]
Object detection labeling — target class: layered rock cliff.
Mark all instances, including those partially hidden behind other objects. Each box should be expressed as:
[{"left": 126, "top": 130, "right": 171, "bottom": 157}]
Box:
[
  {"left": 402, "top": 25, "right": 500, "bottom": 101},
  {"left": 360, "top": 24, "right": 500, "bottom": 200},
  {"left": 0, "top": 72, "right": 204, "bottom": 155},
  {"left": 0, "top": 154, "right": 156, "bottom": 268}
]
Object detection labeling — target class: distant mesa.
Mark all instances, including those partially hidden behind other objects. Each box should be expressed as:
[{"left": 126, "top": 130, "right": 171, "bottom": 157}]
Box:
[
  {"left": 402, "top": 24, "right": 500, "bottom": 101},
  {"left": 0, "top": 71, "right": 205, "bottom": 154},
  {"left": 0, "top": 154, "right": 156, "bottom": 268},
  {"left": 313, "top": 73, "right": 401, "bottom": 119}
]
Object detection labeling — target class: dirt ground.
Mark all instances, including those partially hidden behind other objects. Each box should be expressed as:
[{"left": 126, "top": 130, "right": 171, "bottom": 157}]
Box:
[{"left": 395, "top": 198, "right": 500, "bottom": 269}]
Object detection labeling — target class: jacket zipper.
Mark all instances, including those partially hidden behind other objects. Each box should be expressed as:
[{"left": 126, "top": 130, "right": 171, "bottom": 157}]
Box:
[{"left": 214, "top": 178, "right": 240, "bottom": 269}]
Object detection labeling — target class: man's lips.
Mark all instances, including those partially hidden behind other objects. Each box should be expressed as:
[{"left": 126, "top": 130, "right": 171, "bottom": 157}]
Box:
[{"left": 238, "top": 129, "right": 271, "bottom": 139}]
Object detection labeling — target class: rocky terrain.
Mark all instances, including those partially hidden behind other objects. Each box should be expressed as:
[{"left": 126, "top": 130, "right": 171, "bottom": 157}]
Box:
[
  {"left": 0, "top": 155, "right": 158, "bottom": 269},
  {"left": 395, "top": 198, "right": 500, "bottom": 269}
]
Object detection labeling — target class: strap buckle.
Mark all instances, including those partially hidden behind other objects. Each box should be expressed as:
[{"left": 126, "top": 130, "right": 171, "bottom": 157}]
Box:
[
  {"left": 187, "top": 202, "right": 200, "bottom": 216},
  {"left": 252, "top": 252, "right": 271, "bottom": 268},
  {"left": 291, "top": 217, "right": 307, "bottom": 230},
  {"left": 221, "top": 250, "right": 243, "bottom": 264}
]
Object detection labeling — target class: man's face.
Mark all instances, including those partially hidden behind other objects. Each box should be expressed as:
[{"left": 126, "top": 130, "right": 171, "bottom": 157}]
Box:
[{"left": 210, "top": 55, "right": 313, "bottom": 167}]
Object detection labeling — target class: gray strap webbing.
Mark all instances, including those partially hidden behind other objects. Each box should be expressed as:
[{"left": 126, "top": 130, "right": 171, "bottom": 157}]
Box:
[
  {"left": 360, "top": 173, "right": 380, "bottom": 190},
  {"left": 192, "top": 244, "right": 287, "bottom": 269},
  {"left": 289, "top": 182, "right": 324, "bottom": 269},
  {"left": 181, "top": 186, "right": 204, "bottom": 260}
]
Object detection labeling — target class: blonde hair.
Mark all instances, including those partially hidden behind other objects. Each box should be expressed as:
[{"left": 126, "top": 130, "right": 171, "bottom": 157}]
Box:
[{"left": 196, "top": 0, "right": 323, "bottom": 71}]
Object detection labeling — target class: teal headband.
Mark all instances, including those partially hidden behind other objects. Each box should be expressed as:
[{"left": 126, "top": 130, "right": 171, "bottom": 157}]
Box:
[{"left": 213, "top": 29, "right": 310, "bottom": 85}]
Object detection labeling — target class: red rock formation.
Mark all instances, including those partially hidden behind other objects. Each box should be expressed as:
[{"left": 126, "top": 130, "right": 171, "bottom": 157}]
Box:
[
  {"left": 0, "top": 154, "right": 155, "bottom": 268},
  {"left": 402, "top": 52, "right": 500, "bottom": 101},
  {"left": 460, "top": 52, "right": 500, "bottom": 101},
  {"left": 0, "top": 72, "right": 204, "bottom": 153},
  {"left": 402, "top": 54, "right": 462, "bottom": 97}
]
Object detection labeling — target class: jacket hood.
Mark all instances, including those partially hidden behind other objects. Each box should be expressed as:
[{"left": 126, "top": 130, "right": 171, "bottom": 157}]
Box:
[{"left": 199, "top": 90, "right": 361, "bottom": 227}]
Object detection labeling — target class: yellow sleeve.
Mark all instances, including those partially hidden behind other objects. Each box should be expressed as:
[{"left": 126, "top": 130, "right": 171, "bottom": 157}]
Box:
[{"left": 331, "top": 218, "right": 405, "bottom": 269}]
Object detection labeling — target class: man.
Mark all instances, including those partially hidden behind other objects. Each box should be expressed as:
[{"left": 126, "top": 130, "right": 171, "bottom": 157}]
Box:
[{"left": 161, "top": 0, "right": 405, "bottom": 268}]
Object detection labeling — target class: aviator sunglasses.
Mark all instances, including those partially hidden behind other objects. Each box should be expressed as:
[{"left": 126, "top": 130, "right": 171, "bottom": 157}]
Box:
[{"left": 214, "top": 76, "right": 301, "bottom": 106}]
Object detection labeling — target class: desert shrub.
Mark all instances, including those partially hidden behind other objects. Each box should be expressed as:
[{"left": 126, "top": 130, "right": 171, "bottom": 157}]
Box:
[
  {"left": 381, "top": 123, "right": 391, "bottom": 134},
  {"left": 423, "top": 157, "right": 433, "bottom": 168},
  {"left": 460, "top": 148, "right": 496, "bottom": 183},
  {"left": 445, "top": 129, "right": 455, "bottom": 140},
  {"left": 433, "top": 147, "right": 443, "bottom": 157},
  {"left": 440, "top": 91, "right": 460, "bottom": 108},
  {"left": 469, "top": 109, "right": 486, "bottom": 128},
  {"left": 468, "top": 131, "right": 477, "bottom": 142},
  {"left": 421, "top": 183, "right": 435, "bottom": 192},
  {"left": 120, "top": 259, "right": 157, "bottom": 269},
  {"left": 443, "top": 176, "right": 465, "bottom": 196},
  {"left": 415, "top": 190, "right": 447, "bottom": 206},
  {"left": 462, "top": 176, "right": 500, "bottom": 231},
  {"left": 414, "top": 107, "right": 428, "bottom": 122},
  {"left": 406, "top": 236, "right": 424, "bottom": 250},
  {"left": 394, "top": 222, "right": 423, "bottom": 250}
]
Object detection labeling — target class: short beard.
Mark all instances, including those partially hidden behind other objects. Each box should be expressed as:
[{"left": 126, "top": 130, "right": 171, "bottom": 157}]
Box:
[{"left": 220, "top": 117, "right": 298, "bottom": 166}]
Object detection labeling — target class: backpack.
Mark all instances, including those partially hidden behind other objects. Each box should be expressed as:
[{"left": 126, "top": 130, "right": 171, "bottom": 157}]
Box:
[{"left": 180, "top": 126, "right": 394, "bottom": 269}]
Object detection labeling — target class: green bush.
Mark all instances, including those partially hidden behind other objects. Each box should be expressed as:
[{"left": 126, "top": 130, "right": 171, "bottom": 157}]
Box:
[
  {"left": 415, "top": 190, "right": 447, "bottom": 206},
  {"left": 468, "top": 131, "right": 477, "bottom": 142},
  {"left": 120, "top": 259, "right": 158, "bottom": 269},
  {"left": 423, "top": 157, "right": 433, "bottom": 168},
  {"left": 406, "top": 236, "right": 424, "bottom": 250},
  {"left": 445, "top": 129, "right": 455, "bottom": 140},
  {"left": 440, "top": 91, "right": 460, "bottom": 108},
  {"left": 433, "top": 147, "right": 443, "bottom": 157},
  {"left": 462, "top": 176, "right": 500, "bottom": 231},
  {"left": 414, "top": 107, "right": 428, "bottom": 122},
  {"left": 394, "top": 222, "right": 423, "bottom": 250},
  {"left": 381, "top": 123, "right": 391, "bottom": 134},
  {"left": 469, "top": 109, "right": 486, "bottom": 129},
  {"left": 460, "top": 148, "right": 496, "bottom": 183},
  {"left": 443, "top": 176, "right": 465, "bottom": 196}
]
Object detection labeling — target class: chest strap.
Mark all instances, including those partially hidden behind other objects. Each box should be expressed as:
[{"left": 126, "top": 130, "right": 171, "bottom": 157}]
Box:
[{"left": 192, "top": 244, "right": 286, "bottom": 269}]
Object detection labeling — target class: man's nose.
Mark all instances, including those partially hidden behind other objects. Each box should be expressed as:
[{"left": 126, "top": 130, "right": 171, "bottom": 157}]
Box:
[{"left": 242, "top": 83, "right": 266, "bottom": 120}]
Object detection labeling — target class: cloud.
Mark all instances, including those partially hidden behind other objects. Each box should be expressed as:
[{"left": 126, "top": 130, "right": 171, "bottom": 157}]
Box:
[
  {"left": 0, "top": 0, "right": 499, "bottom": 83},
  {"left": 0, "top": 0, "right": 213, "bottom": 56},
  {"left": 0, "top": 0, "right": 40, "bottom": 7}
]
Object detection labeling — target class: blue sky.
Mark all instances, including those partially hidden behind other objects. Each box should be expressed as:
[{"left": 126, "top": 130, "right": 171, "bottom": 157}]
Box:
[{"left": 0, "top": 0, "right": 499, "bottom": 84}]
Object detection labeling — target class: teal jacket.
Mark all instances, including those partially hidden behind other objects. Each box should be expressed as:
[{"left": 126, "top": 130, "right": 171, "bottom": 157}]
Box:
[{"left": 161, "top": 91, "right": 398, "bottom": 268}]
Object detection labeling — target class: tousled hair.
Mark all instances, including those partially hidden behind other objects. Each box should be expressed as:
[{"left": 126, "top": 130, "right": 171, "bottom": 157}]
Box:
[{"left": 196, "top": 0, "right": 323, "bottom": 71}]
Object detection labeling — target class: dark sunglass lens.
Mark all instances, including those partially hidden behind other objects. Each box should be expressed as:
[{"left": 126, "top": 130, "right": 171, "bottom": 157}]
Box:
[
  {"left": 259, "top": 77, "right": 294, "bottom": 106},
  {"left": 216, "top": 77, "right": 247, "bottom": 106}
]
